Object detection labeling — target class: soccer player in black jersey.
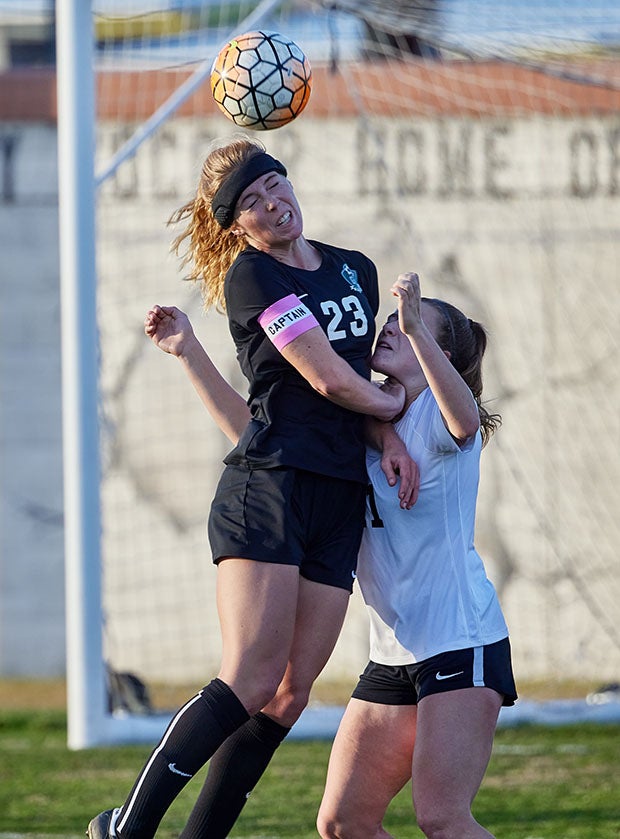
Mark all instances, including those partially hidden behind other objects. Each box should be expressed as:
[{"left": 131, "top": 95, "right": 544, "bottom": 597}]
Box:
[
  {"left": 87, "top": 138, "right": 418, "bottom": 839},
  {"left": 143, "top": 273, "right": 515, "bottom": 839}
]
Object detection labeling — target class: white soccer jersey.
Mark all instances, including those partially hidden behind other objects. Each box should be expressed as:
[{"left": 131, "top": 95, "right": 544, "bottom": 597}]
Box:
[{"left": 357, "top": 387, "right": 509, "bottom": 665}]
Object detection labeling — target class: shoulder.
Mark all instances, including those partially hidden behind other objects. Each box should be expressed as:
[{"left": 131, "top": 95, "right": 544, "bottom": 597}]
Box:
[
  {"left": 399, "top": 389, "right": 476, "bottom": 454},
  {"left": 228, "top": 247, "right": 280, "bottom": 278},
  {"left": 312, "top": 241, "right": 376, "bottom": 271},
  {"left": 225, "top": 248, "right": 292, "bottom": 312}
]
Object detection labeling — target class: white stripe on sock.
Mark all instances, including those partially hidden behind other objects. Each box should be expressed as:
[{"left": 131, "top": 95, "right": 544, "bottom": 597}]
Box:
[
  {"left": 116, "top": 692, "right": 204, "bottom": 834},
  {"left": 109, "top": 808, "right": 121, "bottom": 838}
]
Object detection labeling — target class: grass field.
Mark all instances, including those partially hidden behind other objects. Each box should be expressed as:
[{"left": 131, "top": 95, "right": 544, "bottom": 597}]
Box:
[{"left": 1, "top": 697, "right": 619, "bottom": 839}]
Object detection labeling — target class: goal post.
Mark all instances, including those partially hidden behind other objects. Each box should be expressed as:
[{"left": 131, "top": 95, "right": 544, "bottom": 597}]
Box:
[
  {"left": 56, "top": 0, "right": 620, "bottom": 748},
  {"left": 57, "top": 0, "right": 169, "bottom": 751},
  {"left": 58, "top": 0, "right": 301, "bottom": 750},
  {"left": 56, "top": 0, "right": 107, "bottom": 750}
]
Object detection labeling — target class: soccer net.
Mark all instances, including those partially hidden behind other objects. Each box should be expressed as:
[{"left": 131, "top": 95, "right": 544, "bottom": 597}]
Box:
[{"left": 73, "top": 0, "right": 620, "bottom": 743}]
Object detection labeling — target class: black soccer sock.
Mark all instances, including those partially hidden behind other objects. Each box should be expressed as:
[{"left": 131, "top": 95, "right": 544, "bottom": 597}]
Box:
[
  {"left": 114, "top": 679, "right": 249, "bottom": 839},
  {"left": 179, "top": 711, "right": 291, "bottom": 839}
]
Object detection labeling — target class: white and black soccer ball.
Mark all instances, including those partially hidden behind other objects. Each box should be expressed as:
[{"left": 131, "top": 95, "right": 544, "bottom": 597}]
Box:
[{"left": 210, "top": 31, "right": 312, "bottom": 130}]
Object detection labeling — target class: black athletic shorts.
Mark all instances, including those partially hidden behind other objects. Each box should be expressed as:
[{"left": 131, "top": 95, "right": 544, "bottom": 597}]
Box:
[
  {"left": 208, "top": 464, "right": 366, "bottom": 592},
  {"left": 351, "top": 638, "right": 518, "bottom": 707}
]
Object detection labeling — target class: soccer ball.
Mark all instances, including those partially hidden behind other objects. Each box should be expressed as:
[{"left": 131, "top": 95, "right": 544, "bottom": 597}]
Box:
[{"left": 210, "top": 31, "right": 312, "bottom": 130}]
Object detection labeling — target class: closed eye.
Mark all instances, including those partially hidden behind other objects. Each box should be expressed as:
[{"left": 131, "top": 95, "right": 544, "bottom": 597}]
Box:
[
  {"left": 239, "top": 193, "right": 258, "bottom": 210},
  {"left": 239, "top": 175, "right": 281, "bottom": 210},
  {"left": 267, "top": 176, "right": 287, "bottom": 194}
]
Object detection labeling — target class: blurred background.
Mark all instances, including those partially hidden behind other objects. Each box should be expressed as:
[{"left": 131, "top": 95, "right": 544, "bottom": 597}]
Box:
[{"left": 1, "top": 0, "right": 619, "bottom": 724}]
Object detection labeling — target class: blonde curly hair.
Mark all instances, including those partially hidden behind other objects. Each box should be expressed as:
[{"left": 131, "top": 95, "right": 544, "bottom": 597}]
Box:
[{"left": 169, "top": 136, "right": 267, "bottom": 311}]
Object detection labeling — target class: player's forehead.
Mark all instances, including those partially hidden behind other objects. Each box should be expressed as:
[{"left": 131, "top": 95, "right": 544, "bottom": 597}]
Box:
[
  {"left": 384, "top": 311, "right": 410, "bottom": 329},
  {"left": 238, "top": 170, "right": 283, "bottom": 202},
  {"left": 383, "top": 301, "right": 435, "bottom": 327}
]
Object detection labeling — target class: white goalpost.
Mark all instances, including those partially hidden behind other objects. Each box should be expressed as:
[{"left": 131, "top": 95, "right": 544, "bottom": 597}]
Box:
[
  {"left": 58, "top": 0, "right": 620, "bottom": 748},
  {"left": 56, "top": 0, "right": 106, "bottom": 751},
  {"left": 59, "top": 0, "right": 342, "bottom": 749},
  {"left": 57, "top": 0, "right": 307, "bottom": 750}
]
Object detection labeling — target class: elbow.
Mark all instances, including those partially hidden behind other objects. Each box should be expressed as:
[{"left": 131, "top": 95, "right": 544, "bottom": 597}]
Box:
[{"left": 310, "top": 369, "right": 348, "bottom": 399}]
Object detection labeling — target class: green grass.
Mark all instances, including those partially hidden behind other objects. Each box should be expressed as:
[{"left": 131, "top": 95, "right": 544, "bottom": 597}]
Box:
[{"left": 1, "top": 710, "right": 619, "bottom": 838}]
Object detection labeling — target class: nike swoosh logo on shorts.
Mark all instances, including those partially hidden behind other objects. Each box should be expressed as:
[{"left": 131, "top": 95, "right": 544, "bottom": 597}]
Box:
[{"left": 435, "top": 670, "right": 464, "bottom": 681}]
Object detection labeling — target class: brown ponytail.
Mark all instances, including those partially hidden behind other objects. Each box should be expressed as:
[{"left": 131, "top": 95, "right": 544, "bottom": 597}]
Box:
[{"left": 424, "top": 298, "right": 501, "bottom": 446}]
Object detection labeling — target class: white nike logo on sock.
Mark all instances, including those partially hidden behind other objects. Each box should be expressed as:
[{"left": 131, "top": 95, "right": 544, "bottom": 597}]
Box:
[{"left": 168, "top": 762, "right": 193, "bottom": 777}]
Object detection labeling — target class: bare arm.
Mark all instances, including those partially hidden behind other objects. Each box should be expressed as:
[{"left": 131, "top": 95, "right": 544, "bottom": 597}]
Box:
[
  {"left": 280, "top": 326, "right": 404, "bottom": 422},
  {"left": 145, "top": 304, "right": 402, "bottom": 437},
  {"left": 365, "top": 418, "right": 420, "bottom": 509},
  {"left": 144, "top": 305, "right": 249, "bottom": 445},
  {"left": 391, "top": 273, "right": 480, "bottom": 444}
]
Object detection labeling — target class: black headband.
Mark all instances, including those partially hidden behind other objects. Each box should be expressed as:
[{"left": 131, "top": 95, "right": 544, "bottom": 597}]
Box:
[{"left": 210, "top": 152, "right": 287, "bottom": 228}]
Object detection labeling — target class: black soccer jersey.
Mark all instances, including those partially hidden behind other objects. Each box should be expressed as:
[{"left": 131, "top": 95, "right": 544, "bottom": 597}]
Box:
[{"left": 223, "top": 241, "right": 379, "bottom": 483}]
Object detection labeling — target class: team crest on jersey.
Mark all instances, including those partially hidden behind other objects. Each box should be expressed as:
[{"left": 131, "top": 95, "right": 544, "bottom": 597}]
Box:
[{"left": 341, "top": 263, "right": 362, "bottom": 293}]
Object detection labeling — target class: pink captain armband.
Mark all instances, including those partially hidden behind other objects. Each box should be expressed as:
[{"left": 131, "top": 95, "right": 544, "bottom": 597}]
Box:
[{"left": 258, "top": 293, "right": 320, "bottom": 351}]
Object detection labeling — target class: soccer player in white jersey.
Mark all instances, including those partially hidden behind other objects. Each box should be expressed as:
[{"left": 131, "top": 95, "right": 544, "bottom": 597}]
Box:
[
  {"left": 87, "top": 138, "right": 418, "bottom": 839},
  {"left": 135, "top": 271, "right": 514, "bottom": 839},
  {"left": 317, "top": 273, "right": 517, "bottom": 839}
]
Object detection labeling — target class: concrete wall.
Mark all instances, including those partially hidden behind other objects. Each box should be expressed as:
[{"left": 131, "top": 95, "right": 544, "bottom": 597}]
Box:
[
  {"left": 0, "top": 123, "right": 64, "bottom": 674},
  {"left": 2, "top": 115, "right": 619, "bottom": 687}
]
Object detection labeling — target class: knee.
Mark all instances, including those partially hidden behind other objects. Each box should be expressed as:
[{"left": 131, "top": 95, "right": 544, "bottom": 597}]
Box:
[
  {"left": 415, "top": 810, "right": 441, "bottom": 838},
  {"left": 317, "top": 810, "right": 388, "bottom": 839},
  {"left": 280, "top": 680, "right": 312, "bottom": 719},
  {"left": 317, "top": 800, "right": 387, "bottom": 839},
  {"left": 222, "top": 665, "right": 286, "bottom": 716},
  {"left": 264, "top": 680, "right": 311, "bottom": 727},
  {"left": 316, "top": 807, "right": 344, "bottom": 839},
  {"left": 416, "top": 810, "right": 489, "bottom": 839},
  {"left": 415, "top": 806, "right": 455, "bottom": 839},
  {"left": 244, "top": 672, "right": 286, "bottom": 715}
]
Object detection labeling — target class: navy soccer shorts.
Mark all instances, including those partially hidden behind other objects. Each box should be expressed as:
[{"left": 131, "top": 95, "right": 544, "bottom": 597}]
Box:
[
  {"left": 208, "top": 464, "right": 366, "bottom": 592},
  {"left": 352, "top": 638, "right": 518, "bottom": 707}
]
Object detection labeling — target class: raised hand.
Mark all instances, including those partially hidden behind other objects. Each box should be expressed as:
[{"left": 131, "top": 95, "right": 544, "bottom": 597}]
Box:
[
  {"left": 144, "top": 305, "right": 195, "bottom": 357},
  {"left": 390, "top": 272, "right": 423, "bottom": 337}
]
